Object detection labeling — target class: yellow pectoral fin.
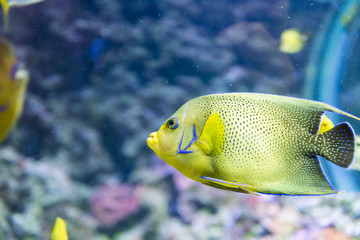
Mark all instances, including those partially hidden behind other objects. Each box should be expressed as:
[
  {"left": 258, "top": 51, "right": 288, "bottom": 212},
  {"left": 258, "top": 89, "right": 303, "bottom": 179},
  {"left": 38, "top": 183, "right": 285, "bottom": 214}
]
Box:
[
  {"left": 50, "top": 217, "right": 68, "bottom": 240},
  {"left": 197, "top": 112, "right": 225, "bottom": 156}
]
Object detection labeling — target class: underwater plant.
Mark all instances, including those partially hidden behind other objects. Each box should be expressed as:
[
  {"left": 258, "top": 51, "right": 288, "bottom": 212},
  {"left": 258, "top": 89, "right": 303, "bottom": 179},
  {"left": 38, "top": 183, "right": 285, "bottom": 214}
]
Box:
[{"left": 89, "top": 184, "right": 140, "bottom": 227}]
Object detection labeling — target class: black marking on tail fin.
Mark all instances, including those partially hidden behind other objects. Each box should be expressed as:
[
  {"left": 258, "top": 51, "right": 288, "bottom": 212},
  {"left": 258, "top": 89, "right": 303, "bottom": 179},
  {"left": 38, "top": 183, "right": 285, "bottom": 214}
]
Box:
[{"left": 320, "top": 122, "right": 355, "bottom": 168}]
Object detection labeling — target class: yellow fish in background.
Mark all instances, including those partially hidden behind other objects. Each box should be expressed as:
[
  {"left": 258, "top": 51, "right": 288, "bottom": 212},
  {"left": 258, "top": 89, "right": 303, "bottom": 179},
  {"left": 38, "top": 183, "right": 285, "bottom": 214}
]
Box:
[
  {"left": 50, "top": 217, "right": 68, "bottom": 240},
  {"left": 0, "top": 37, "right": 29, "bottom": 143},
  {"left": 0, "top": 0, "right": 45, "bottom": 30},
  {"left": 279, "top": 29, "right": 308, "bottom": 54},
  {"left": 147, "top": 93, "right": 360, "bottom": 195}
]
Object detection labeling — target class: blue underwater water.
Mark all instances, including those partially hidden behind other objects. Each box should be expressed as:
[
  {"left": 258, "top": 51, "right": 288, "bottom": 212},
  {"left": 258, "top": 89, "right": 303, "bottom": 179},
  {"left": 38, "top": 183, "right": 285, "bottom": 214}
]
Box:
[{"left": 1, "top": 0, "right": 360, "bottom": 239}]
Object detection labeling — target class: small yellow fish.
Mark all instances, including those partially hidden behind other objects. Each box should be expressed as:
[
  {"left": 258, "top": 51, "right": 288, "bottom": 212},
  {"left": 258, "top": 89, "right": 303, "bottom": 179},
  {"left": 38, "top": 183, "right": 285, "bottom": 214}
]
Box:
[
  {"left": 147, "top": 93, "right": 360, "bottom": 195},
  {"left": 279, "top": 29, "right": 307, "bottom": 54},
  {"left": 0, "top": 37, "right": 29, "bottom": 143},
  {"left": 50, "top": 217, "right": 68, "bottom": 240},
  {"left": 0, "top": 0, "right": 45, "bottom": 30}
]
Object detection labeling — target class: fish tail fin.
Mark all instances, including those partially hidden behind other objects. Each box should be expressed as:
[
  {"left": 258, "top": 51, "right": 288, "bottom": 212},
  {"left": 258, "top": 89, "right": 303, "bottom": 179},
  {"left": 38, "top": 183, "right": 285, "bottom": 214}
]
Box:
[{"left": 320, "top": 122, "right": 356, "bottom": 168}]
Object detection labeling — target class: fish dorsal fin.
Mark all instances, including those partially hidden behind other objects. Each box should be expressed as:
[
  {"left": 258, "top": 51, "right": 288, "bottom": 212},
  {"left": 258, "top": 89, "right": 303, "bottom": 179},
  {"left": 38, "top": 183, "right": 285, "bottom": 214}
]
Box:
[
  {"left": 238, "top": 93, "right": 360, "bottom": 134},
  {"left": 197, "top": 112, "right": 225, "bottom": 156}
]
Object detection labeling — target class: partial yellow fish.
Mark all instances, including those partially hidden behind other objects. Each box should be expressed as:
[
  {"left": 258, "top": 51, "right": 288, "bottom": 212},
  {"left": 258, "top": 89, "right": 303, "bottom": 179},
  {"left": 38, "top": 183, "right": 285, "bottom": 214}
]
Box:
[
  {"left": 0, "top": 0, "right": 45, "bottom": 30},
  {"left": 50, "top": 217, "right": 68, "bottom": 240},
  {"left": 0, "top": 37, "right": 29, "bottom": 143},
  {"left": 279, "top": 29, "right": 307, "bottom": 54},
  {"left": 148, "top": 93, "right": 360, "bottom": 195}
]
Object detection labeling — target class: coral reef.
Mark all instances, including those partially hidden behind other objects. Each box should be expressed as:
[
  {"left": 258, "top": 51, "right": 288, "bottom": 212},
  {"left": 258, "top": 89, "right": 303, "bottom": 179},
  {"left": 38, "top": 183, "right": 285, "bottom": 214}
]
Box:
[{"left": 89, "top": 184, "right": 140, "bottom": 227}]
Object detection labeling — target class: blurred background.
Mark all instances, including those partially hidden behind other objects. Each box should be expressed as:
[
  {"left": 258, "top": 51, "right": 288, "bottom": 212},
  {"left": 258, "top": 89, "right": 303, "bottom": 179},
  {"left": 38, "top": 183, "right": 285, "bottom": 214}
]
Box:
[{"left": 0, "top": 0, "right": 360, "bottom": 239}]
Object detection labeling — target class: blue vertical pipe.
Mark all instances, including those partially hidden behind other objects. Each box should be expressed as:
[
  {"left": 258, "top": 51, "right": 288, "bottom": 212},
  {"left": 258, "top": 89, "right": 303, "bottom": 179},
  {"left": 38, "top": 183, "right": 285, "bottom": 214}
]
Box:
[{"left": 304, "top": 0, "right": 360, "bottom": 191}]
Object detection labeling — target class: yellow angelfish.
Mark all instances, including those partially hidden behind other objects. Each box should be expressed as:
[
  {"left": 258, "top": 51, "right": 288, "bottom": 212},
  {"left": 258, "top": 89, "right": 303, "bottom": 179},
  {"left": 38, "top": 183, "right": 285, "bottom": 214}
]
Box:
[
  {"left": 50, "top": 217, "right": 68, "bottom": 240},
  {"left": 0, "top": 0, "right": 45, "bottom": 30},
  {"left": 147, "top": 93, "right": 360, "bottom": 195},
  {"left": 279, "top": 29, "right": 307, "bottom": 54},
  {"left": 0, "top": 37, "right": 29, "bottom": 143}
]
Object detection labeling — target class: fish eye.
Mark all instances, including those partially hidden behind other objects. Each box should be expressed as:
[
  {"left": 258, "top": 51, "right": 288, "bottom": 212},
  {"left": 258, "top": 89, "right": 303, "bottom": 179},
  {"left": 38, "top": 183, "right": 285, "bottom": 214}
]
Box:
[{"left": 166, "top": 118, "right": 179, "bottom": 129}]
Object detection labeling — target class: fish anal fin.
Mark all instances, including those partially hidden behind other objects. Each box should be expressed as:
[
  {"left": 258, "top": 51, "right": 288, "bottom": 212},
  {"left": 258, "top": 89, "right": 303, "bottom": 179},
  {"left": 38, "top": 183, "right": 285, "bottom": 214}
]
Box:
[
  {"left": 197, "top": 113, "right": 225, "bottom": 156},
  {"left": 272, "top": 156, "right": 338, "bottom": 195},
  {"left": 202, "top": 155, "right": 339, "bottom": 196}
]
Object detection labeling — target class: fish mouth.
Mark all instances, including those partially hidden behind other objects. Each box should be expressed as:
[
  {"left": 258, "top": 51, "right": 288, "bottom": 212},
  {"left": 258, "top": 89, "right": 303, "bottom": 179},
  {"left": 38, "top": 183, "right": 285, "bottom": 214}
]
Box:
[{"left": 147, "top": 132, "right": 158, "bottom": 149}]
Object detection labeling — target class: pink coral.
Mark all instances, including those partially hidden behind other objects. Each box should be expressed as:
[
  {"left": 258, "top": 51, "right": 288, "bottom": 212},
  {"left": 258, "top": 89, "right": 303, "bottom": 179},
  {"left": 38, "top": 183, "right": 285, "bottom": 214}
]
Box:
[{"left": 89, "top": 184, "right": 139, "bottom": 227}]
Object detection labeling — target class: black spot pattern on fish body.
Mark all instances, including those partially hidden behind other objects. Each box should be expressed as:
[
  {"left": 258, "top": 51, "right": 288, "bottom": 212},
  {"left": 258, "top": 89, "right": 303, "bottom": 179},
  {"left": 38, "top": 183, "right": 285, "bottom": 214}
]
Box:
[
  {"left": 312, "top": 122, "right": 355, "bottom": 168},
  {"left": 185, "top": 93, "right": 340, "bottom": 195}
]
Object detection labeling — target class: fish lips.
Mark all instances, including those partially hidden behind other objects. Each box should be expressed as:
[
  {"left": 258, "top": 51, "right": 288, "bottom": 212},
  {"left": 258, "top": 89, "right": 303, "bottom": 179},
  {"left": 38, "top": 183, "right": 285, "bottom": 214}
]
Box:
[{"left": 147, "top": 132, "right": 159, "bottom": 151}]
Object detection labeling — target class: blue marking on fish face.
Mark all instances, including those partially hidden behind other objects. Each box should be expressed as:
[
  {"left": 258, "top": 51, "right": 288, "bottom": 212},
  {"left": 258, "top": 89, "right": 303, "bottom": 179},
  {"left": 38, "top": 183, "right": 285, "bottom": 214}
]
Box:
[{"left": 178, "top": 125, "right": 197, "bottom": 154}]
